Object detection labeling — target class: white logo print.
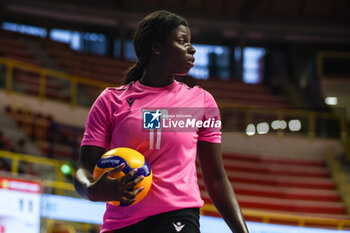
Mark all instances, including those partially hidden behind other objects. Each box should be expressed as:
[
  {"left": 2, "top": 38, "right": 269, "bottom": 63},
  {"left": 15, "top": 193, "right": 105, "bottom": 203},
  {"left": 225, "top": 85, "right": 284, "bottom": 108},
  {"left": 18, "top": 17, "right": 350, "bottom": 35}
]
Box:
[
  {"left": 150, "top": 109, "right": 161, "bottom": 122},
  {"left": 172, "top": 222, "right": 185, "bottom": 232}
]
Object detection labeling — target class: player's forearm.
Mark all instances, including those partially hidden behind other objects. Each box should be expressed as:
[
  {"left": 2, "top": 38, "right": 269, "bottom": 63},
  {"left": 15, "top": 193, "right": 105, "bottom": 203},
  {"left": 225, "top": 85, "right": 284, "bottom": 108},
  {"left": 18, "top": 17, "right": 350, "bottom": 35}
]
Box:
[
  {"left": 74, "top": 145, "right": 107, "bottom": 201},
  {"left": 204, "top": 175, "right": 249, "bottom": 233},
  {"left": 74, "top": 168, "right": 95, "bottom": 201}
]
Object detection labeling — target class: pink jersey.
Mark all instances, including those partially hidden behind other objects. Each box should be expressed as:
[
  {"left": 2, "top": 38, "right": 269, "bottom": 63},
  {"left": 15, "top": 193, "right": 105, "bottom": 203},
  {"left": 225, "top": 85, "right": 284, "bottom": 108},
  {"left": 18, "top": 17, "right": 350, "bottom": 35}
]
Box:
[{"left": 81, "top": 80, "right": 221, "bottom": 232}]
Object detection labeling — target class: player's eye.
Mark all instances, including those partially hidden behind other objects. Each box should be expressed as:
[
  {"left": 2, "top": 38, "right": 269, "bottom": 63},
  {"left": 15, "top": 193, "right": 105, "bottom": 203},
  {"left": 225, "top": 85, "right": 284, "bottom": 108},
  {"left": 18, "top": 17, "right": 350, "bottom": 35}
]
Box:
[{"left": 178, "top": 39, "right": 185, "bottom": 44}]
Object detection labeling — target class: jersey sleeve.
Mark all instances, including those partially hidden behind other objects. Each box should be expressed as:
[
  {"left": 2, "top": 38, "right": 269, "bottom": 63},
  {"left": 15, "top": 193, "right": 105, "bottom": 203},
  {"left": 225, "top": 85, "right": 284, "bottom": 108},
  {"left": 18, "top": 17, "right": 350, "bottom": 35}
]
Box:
[
  {"left": 198, "top": 90, "right": 222, "bottom": 143},
  {"left": 80, "top": 89, "right": 111, "bottom": 149}
]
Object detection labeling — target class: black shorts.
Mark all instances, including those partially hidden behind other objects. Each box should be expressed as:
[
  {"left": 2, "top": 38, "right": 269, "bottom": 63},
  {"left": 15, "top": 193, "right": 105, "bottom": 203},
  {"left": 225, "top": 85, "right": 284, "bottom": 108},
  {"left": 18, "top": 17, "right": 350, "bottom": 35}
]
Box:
[{"left": 113, "top": 208, "right": 200, "bottom": 233}]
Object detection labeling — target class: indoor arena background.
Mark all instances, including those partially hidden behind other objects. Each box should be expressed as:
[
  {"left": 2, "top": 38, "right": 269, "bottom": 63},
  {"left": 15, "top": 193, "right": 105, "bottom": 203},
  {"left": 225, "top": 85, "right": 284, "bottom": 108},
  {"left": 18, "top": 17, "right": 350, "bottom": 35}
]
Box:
[{"left": 0, "top": 0, "right": 350, "bottom": 232}]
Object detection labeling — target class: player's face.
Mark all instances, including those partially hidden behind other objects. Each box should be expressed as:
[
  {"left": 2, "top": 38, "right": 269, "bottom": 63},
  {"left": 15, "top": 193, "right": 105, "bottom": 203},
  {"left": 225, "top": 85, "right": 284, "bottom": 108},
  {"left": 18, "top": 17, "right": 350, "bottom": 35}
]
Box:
[{"left": 159, "top": 25, "right": 196, "bottom": 76}]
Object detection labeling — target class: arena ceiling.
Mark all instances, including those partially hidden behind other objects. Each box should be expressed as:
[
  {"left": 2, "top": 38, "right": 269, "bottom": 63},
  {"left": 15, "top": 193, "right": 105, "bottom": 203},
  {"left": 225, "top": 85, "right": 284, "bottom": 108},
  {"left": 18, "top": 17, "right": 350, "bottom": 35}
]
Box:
[{"left": 1, "top": 0, "right": 350, "bottom": 44}]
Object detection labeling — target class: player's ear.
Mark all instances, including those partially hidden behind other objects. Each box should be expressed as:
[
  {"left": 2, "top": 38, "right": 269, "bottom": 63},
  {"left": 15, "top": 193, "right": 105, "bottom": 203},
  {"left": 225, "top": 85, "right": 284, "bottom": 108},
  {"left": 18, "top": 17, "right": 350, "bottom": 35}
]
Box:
[{"left": 152, "top": 42, "right": 161, "bottom": 55}]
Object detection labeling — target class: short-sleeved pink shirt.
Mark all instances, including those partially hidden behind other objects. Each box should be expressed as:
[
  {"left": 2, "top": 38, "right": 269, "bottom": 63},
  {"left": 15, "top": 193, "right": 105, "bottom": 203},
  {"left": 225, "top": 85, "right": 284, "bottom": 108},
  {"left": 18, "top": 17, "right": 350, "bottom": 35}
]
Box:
[{"left": 81, "top": 80, "right": 221, "bottom": 232}]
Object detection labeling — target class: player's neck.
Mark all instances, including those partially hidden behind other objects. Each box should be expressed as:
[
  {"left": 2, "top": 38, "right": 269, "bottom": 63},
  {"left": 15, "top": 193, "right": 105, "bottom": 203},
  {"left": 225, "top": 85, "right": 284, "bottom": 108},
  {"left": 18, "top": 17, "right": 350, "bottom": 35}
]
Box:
[{"left": 140, "top": 69, "right": 174, "bottom": 87}]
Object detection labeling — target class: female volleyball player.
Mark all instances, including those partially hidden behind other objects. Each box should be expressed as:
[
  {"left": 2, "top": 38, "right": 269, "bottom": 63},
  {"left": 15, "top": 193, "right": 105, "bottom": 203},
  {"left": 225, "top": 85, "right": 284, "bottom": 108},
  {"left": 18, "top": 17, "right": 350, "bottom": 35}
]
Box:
[{"left": 74, "top": 10, "right": 249, "bottom": 233}]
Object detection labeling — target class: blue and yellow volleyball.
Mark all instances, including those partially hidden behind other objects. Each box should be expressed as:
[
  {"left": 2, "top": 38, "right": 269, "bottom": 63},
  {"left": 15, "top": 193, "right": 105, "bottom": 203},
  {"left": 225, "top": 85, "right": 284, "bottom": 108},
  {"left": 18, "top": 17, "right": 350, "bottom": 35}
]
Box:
[{"left": 93, "top": 147, "right": 152, "bottom": 206}]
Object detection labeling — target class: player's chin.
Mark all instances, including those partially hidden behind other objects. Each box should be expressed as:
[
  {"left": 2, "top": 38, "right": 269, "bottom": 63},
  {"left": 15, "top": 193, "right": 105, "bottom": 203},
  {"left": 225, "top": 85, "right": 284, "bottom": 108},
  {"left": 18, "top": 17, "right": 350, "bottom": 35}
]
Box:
[{"left": 175, "top": 67, "right": 192, "bottom": 76}]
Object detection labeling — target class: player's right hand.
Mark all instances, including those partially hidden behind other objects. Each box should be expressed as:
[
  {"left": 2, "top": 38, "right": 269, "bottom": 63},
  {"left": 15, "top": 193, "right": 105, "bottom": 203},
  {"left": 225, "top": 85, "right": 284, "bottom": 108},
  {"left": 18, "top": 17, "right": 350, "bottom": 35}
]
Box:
[{"left": 87, "top": 163, "right": 144, "bottom": 204}]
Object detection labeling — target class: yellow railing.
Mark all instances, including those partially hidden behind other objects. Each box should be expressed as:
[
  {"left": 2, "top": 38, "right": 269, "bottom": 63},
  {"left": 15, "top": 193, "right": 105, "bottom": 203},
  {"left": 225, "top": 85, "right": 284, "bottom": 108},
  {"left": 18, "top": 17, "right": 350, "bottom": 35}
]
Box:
[
  {"left": 46, "top": 219, "right": 76, "bottom": 233},
  {"left": 0, "top": 150, "right": 75, "bottom": 183},
  {"left": 218, "top": 102, "right": 348, "bottom": 148},
  {"left": 202, "top": 204, "right": 350, "bottom": 230},
  {"left": 315, "top": 51, "right": 350, "bottom": 160},
  {"left": 0, "top": 56, "right": 347, "bottom": 146},
  {"left": 326, "top": 148, "right": 350, "bottom": 216},
  {"left": 0, "top": 56, "right": 114, "bottom": 107}
]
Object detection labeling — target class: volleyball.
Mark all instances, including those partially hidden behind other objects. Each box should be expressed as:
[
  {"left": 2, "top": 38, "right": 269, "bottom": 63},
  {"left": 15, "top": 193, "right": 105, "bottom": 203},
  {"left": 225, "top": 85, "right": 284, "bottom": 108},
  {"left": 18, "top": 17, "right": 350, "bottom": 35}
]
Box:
[{"left": 93, "top": 147, "right": 152, "bottom": 206}]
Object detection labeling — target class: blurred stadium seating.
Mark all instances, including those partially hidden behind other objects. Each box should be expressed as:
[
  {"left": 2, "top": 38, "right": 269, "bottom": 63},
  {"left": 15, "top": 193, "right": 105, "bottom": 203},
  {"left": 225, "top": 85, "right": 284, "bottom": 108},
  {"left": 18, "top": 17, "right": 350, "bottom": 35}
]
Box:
[{"left": 198, "top": 153, "right": 348, "bottom": 219}]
